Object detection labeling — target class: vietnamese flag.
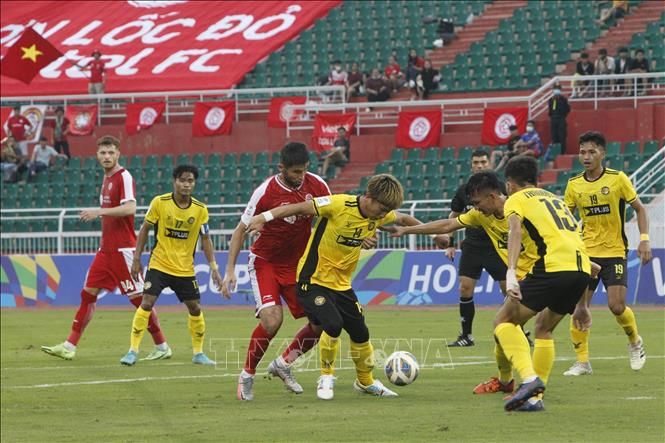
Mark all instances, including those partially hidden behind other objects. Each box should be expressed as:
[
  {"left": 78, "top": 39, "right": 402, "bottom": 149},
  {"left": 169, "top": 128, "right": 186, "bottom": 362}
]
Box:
[{"left": 0, "top": 28, "right": 63, "bottom": 84}]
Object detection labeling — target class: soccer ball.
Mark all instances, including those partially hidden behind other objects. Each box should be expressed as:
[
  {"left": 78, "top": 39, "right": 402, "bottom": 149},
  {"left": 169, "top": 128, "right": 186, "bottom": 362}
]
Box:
[{"left": 384, "top": 351, "right": 420, "bottom": 386}]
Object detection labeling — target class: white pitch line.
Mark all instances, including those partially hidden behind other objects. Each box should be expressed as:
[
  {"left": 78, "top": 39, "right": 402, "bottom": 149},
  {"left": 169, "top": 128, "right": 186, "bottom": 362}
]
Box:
[{"left": 4, "top": 355, "right": 664, "bottom": 390}]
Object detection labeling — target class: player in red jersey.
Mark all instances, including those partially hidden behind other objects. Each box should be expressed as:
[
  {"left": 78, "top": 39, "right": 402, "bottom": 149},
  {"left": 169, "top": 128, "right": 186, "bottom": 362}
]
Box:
[
  {"left": 41, "top": 135, "right": 170, "bottom": 361},
  {"left": 223, "top": 142, "right": 333, "bottom": 400}
]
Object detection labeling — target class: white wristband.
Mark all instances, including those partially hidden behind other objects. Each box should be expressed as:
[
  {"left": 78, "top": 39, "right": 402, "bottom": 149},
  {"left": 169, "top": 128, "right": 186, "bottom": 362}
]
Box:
[
  {"left": 506, "top": 269, "right": 518, "bottom": 290},
  {"left": 262, "top": 210, "right": 274, "bottom": 222}
]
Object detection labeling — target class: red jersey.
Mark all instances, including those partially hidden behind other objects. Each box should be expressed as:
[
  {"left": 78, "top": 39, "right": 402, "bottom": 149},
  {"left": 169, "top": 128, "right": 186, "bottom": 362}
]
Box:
[
  {"left": 7, "top": 115, "right": 32, "bottom": 141},
  {"left": 385, "top": 63, "right": 402, "bottom": 77},
  {"left": 87, "top": 59, "right": 105, "bottom": 83},
  {"left": 99, "top": 167, "right": 137, "bottom": 251},
  {"left": 241, "top": 172, "right": 330, "bottom": 268}
]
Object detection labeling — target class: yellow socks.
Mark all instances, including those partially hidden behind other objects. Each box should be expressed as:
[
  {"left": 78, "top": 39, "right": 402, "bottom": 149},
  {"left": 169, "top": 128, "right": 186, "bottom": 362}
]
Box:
[
  {"left": 494, "top": 343, "right": 513, "bottom": 383},
  {"left": 615, "top": 306, "right": 639, "bottom": 344},
  {"left": 532, "top": 338, "right": 555, "bottom": 385},
  {"left": 188, "top": 311, "right": 206, "bottom": 354},
  {"left": 350, "top": 340, "right": 375, "bottom": 386},
  {"left": 494, "top": 323, "right": 537, "bottom": 382},
  {"left": 569, "top": 318, "right": 590, "bottom": 363},
  {"left": 130, "top": 306, "right": 151, "bottom": 352},
  {"left": 319, "top": 332, "right": 340, "bottom": 376}
]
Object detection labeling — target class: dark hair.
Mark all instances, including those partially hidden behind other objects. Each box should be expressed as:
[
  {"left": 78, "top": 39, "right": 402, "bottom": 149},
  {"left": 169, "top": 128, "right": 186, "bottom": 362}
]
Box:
[
  {"left": 618, "top": 47, "right": 628, "bottom": 53},
  {"left": 581, "top": 52, "right": 589, "bottom": 59},
  {"left": 599, "top": 48, "right": 607, "bottom": 55},
  {"left": 173, "top": 164, "right": 199, "bottom": 180},
  {"left": 635, "top": 48, "right": 644, "bottom": 55},
  {"left": 333, "top": 59, "right": 342, "bottom": 65},
  {"left": 337, "top": 126, "right": 347, "bottom": 132},
  {"left": 280, "top": 142, "right": 309, "bottom": 168},
  {"left": 465, "top": 171, "right": 503, "bottom": 198},
  {"left": 527, "top": 120, "right": 535, "bottom": 125},
  {"left": 96, "top": 135, "right": 120, "bottom": 149},
  {"left": 578, "top": 131, "right": 606, "bottom": 149},
  {"left": 505, "top": 156, "right": 538, "bottom": 186},
  {"left": 13, "top": 105, "right": 20, "bottom": 111},
  {"left": 55, "top": 106, "right": 64, "bottom": 113},
  {"left": 39, "top": 136, "right": 48, "bottom": 142},
  {"left": 472, "top": 149, "right": 489, "bottom": 159},
  {"left": 509, "top": 124, "right": 518, "bottom": 131}
]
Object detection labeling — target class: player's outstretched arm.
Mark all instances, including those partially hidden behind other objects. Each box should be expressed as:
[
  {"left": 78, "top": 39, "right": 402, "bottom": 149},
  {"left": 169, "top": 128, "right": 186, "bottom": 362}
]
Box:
[
  {"left": 131, "top": 221, "right": 151, "bottom": 281},
  {"left": 245, "top": 201, "right": 316, "bottom": 235},
  {"left": 222, "top": 221, "right": 247, "bottom": 298},
  {"left": 506, "top": 214, "right": 522, "bottom": 300},
  {"left": 392, "top": 212, "right": 450, "bottom": 249},
  {"left": 80, "top": 201, "right": 136, "bottom": 221},
  {"left": 630, "top": 198, "right": 652, "bottom": 264},
  {"left": 201, "top": 232, "right": 223, "bottom": 296},
  {"left": 389, "top": 217, "right": 462, "bottom": 237}
]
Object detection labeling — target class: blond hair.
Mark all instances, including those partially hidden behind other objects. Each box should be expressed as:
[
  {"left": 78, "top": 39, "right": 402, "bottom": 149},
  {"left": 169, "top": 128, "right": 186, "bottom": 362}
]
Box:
[
  {"left": 365, "top": 174, "right": 404, "bottom": 210},
  {"left": 96, "top": 135, "right": 120, "bottom": 150}
]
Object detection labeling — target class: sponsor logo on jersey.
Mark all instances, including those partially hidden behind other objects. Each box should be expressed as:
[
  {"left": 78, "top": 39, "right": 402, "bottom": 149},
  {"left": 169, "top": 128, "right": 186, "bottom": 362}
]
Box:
[
  {"left": 165, "top": 228, "right": 190, "bottom": 239},
  {"left": 315, "top": 196, "right": 331, "bottom": 207},
  {"left": 584, "top": 204, "right": 611, "bottom": 216},
  {"left": 188, "top": 217, "right": 195, "bottom": 224},
  {"left": 601, "top": 186, "right": 610, "bottom": 195},
  {"left": 336, "top": 235, "right": 363, "bottom": 247}
]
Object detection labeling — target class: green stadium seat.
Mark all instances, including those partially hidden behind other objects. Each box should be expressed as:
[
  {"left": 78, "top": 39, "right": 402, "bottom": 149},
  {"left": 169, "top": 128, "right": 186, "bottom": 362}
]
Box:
[
  {"left": 239, "top": 152, "right": 253, "bottom": 165},
  {"left": 191, "top": 153, "right": 206, "bottom": 167},
  {"left": 606, "top": 142, "right": 621, "bottom": 156},
  {"left": 643, "top": 140, "right": 660, "bottom": 156},
  {"left": 623, "top": 141, "right": 640, "bottom": 156}
]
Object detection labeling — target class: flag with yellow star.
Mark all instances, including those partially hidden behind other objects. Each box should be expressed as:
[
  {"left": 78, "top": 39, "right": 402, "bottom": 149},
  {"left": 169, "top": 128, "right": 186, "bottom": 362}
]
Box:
[{"left": 0, "top": 27, "right": 63, "bottom": 85}]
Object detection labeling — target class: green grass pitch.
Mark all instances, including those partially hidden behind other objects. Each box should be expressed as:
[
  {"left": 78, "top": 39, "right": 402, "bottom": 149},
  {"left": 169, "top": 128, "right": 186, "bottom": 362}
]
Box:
[{"left": 1, "top": 307, "right": 663, "bottom": 442}]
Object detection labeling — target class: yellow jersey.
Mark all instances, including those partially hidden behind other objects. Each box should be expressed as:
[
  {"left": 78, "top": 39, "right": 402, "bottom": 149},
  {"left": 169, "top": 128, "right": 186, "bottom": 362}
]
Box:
[
  {"left": 564, "top": 168, "right": 637, "bottom": 258},
  {"left": 504, "top": 187, "right": 591, "bottom": 275},
  {"left": 297, "top": 194, "right": 397, "bottom": 291},
  {"left": 144, "top": 193, "right": 209, "bottom": 277},
  {"left": 457, "top": 208, "right": 536, "bottom": 279}
]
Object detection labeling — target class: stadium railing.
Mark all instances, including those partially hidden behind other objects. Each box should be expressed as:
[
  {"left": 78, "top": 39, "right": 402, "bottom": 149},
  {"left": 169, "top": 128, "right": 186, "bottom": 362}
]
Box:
[
  {"left": 630, "top": 146, "right": 665, "bottom": 197},
  {"left": 0, "top": 199, "right": 459, "bottom": 255},
  {"left": 0, "top": 85, "right": 346, "bottom": 123},
  {"left": 284, "top": 72, "right": 665, "bottom": 135}
]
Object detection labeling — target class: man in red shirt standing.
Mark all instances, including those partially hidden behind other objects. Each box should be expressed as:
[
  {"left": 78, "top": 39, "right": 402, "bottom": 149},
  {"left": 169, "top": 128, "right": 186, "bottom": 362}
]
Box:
[
  {"left": 80, "top": 50, "right": 106, "bottom": 95},
  {"left": 223, "top": 142, "right": 331, "bottom": 401},
  {"left": 6, "top": 105, "right": 32, "bottom": 156},
  {"left": 42, "top": 135, "right": 170, "bottom": 361}
]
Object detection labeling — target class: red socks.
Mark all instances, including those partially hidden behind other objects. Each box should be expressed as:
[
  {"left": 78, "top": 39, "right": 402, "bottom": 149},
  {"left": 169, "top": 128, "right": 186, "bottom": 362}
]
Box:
[
  {"left": 67, "top": 289, "right": 97, "bottom": 346},
  {"left": 243, "top": 324, "right": 274, "bottom": 375},
  {"left": 282, "top": 323, "right": 321, "bottom": 364},
  {"left": 129, "top": 296, "right": 166, "bottom": 345}
]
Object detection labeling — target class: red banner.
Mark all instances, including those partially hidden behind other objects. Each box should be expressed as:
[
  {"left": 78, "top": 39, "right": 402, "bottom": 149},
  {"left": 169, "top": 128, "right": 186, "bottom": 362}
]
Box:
[
  {"left": 0, "top": 107, "right": 12, "bottom": 139},
  {"left": 395, "top": 110, "right": 441, "bottom": 148},
  {"left": 0, "top": 27, "right": 63, "bottom": 84},
  {"left": 312, "top": 113, "right": 356, "bottom": 153},
  {"left": 192, "top": 102, "right": 235, "bottom": 137},
  {"left": 0, "top": 1, "right": 339, "bottom": 96},
  {"left": 125, "top": 102, "right": 165, "bottom": 135},
  {"left": 481, "top": 107, "right": 528, "bottom": 146},
  {"left": 66, "top": 104, "right": 97, "bottom": 135},
  {"left": 267, "top": 96, "right": 307, "bottom": 128}
]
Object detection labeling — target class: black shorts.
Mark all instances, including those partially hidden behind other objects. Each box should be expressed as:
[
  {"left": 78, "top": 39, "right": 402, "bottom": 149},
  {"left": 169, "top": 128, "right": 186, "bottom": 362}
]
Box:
[
  {"left": 143, "top": 268, "right": 200, "bottom": 302},
  {"left": 520, "top": 271, "right": 589, "bottom": 315},
  {"left": 458, "top": 243, "right": 508, "bottom": 282},
  {"left": 587, "top": 257, "right": 628, "bottom": 291},
  {"left": 297, "top": 283, "right": 369, "bottom": 343}
]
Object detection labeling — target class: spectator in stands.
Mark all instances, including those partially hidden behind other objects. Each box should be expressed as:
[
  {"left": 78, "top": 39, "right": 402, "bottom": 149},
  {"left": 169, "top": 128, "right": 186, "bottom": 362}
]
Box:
[
  {"left": 365, "top": 68, "right": 390, "bottom": 106},
  {"left": 1, "top": 136, "right": 28, "bottom": 183},
  {"left": 595, "top": 48, "right": 615, "bottom": 96},
  {"left": 491, "top": 125, "right": 520, "bottom": 171},
  {"left": 51, "top": 106, "right": 71, "bottom": 159},
  {"left": 597, "top": 0, "right": 628, "bottom": 26},
  {"left": 514, "top": 120, "right": 544, "bottom": 158},
  {"left": 573, "top": 52, "right": 594, "bottom": 97},
  {"left": 415, "top": 59, "right": 441, "bottom": 100},
  {"left": 346, "top": 62, "right": 364, "bottom": 101},
  {"left": 327, "top": 59, "right": 348, "bottom": 87},
  {"left": 406, "top": 48, "right": 425, "bottom": 88},
  {"left": 384, "top": 55, "right": 405, "bottom": 93},
  {"left": 6, "top": 105, "right": 33, "bottom": 157},
  {"left": 79, "top": 49, "right": 106, "bottom": 95},
  {"left": 27, "top": 136, "right": 67, "bottom": 182},
  {"left": 547, "top": 82, "right": 571, "bottom": 154},
  {"left": 628, "top": 48, "right": 649, "bottom": 95},
  {"left": 614, "top": 47, "right": 632, "bottom": 95},
  {"left": 321, "top": 126, "right": 350, "bottom": 178}
]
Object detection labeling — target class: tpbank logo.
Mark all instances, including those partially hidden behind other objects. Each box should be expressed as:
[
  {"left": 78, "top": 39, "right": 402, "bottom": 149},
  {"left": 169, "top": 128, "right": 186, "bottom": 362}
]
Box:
[{"left": 0, "top": 256, "right": 61, "bottom": 307}]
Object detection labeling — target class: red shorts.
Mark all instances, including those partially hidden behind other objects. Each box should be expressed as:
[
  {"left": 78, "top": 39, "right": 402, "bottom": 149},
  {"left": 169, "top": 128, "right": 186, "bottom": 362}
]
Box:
[
  {"left": 248, "top": 254, "right": 304, "bottom": 319},
  {"left": 85, "top": 248, "right": 144, "bottom": 296}
]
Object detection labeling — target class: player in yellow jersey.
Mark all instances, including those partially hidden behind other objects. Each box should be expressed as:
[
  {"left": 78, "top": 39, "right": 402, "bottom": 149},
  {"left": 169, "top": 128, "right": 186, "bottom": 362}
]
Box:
[
  {"left": 245, "top": 174, "right": 449, "bottom": 400},
  {"left": 120, "top": 165, "right": 225, "bottom": 366},
  {"left": 495, "top": 156, "right": 593, "bottom": 412},
  {"left": 563, "top": 131, "right": 651, "bottom": 376},
  {"left": 388, "top": 171, "right": 541, "bottom": 396}
]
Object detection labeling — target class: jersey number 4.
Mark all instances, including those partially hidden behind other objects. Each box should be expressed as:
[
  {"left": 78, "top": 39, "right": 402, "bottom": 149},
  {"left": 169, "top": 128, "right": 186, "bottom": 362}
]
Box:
[{"left": 540, "top": 198, "right": 577, "bottom": 231}]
